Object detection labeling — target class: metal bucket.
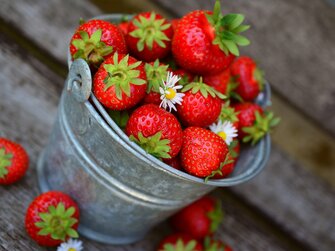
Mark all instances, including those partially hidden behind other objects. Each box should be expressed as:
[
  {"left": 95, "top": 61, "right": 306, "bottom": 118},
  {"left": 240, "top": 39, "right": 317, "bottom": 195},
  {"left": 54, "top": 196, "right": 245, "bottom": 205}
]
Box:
[{"left": 37, "top": 14, "right": 271, "bottom": 245}]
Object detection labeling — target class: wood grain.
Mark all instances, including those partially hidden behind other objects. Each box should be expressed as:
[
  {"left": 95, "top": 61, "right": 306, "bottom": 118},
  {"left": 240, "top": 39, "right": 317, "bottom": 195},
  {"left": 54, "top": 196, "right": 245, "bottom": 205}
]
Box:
[{"left": 0, "top": 35, "right": 290, "bottom": 251}]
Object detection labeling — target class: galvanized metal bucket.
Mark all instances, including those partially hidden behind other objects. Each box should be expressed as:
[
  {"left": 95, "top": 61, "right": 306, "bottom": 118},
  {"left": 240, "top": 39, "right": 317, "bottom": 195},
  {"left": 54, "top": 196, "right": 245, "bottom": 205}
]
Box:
[{"left": 37, "top": 14, "right": 271, "bottom": 245}]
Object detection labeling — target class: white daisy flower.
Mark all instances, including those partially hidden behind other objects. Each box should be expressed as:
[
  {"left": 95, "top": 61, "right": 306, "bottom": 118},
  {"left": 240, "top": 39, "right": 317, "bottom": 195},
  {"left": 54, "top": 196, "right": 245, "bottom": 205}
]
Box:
[
  {"left": 57, "top": 239, "right": 83, "bottom": 251},
  {"left": 209, "top": 120, "right": 238, "bottom": 145},
  {"left": 159, "top": 71, "right": 185, "bottom": 112}
]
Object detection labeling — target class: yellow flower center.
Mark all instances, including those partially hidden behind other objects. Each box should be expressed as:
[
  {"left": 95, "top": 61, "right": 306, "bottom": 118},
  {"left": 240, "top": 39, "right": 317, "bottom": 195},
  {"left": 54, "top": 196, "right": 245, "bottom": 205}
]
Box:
[
  {"left": 218, "top": 131, "right": 227, "bottom": 140},
  {"left": 165, "top": 88, "right": 176, "bottom": 100},
  {"left": 69, "top": 248, "right": 76, "bottom": 251}
]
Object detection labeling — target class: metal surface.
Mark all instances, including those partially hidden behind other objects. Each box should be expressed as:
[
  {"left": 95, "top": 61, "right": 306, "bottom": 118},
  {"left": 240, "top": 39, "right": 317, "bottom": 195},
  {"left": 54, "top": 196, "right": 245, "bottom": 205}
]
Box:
[{"left": 37, "top": 15, "right": 272, "bottom": 245}]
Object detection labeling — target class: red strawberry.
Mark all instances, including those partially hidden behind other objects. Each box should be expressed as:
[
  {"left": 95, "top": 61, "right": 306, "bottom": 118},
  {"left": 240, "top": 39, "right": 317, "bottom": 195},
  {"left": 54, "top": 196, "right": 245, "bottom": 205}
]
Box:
[
  {"left": 25, "top": 191, "right": 80, "bottom": 247},
  {"left": 163, "top": 155, "right": 182, "bottom": 170},
  {"left": 181, "top": 127, "right": 229, "bottom": 178},
  {"left": 173, "top": 68, "right": 194, "bottom": 86},
  {"left": 143, "top": 59, "right": 169, "bottom": 105},
  {"left": 231, "top": 56, "right": 264, "bottom": 101},
  {"left": 177, "top": 79, "right": 225, "bottom": 127},
  {"left": 93, "top": 53, "right": 147, "bottom": 110},
  {"left": 203, "top": 68, "right": 237, "bottom": 96},
  {"left": 172, "top": 0, "right": 250, "bottom": 75},
  {"left": 171, "top": 18, "right": 180, "bottom": 32},
  {"left": 171, "top": 196, "right": 223, "bottom": 240},
  {"left": 70, "top": 19, "right": 127, "bottom": 68},
  {"left": 157, "top": 233, "right": 203, "bottom": 251},
  {"left": 0, "top": 138, "right": 29, "bottom": 185},
  {"left": 213, "top": 140, "right": 240, "bottom": 179},
  {"left": 234, "top": 103, "right": 280, "bottom": 145},
  {"left": 126, "top": 104, "right": 183, "bottom": 158},
  {"left": 127, "top": 12, "right": 173, "bottom": 62},
  {"left": 204, "top": 237, "right": 233, "bottom": 251}
]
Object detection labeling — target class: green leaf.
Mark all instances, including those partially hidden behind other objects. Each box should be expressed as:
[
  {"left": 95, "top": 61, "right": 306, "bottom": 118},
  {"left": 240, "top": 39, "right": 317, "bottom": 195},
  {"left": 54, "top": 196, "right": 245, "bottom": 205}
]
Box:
[
  {"left": 66, "top": 228, "right": 79, "bottom": 238},
  {"left": 79, "top": 31, "right": 89, "bottom": 41},
  {"left": 90, "top": 29, "right": 102, "bottom": 44},
  {"left": 71, "top": 39, "right": 85, "bottom": 49},
  {"left": 222, "top": 40, "right": 239, "bottom": 56},
  {"left": 233, "top": 24, "right": 250, "bottom": 33}
]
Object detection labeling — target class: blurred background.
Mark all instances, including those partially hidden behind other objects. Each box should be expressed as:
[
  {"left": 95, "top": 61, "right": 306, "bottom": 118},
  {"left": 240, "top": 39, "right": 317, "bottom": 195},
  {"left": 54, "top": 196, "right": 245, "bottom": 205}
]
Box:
[{"left": 0, "top": 0, "right": 334, "bottom": 250}]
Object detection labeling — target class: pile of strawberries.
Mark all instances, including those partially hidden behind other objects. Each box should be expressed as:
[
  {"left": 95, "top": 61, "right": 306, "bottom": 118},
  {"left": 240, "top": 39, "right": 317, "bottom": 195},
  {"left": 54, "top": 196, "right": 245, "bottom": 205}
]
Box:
[
  {"left": 69, "top": 0, "right": 279, "bottom": 180},
  {"left": 157, "top": 196, "right": 232, "bottom": 251}
]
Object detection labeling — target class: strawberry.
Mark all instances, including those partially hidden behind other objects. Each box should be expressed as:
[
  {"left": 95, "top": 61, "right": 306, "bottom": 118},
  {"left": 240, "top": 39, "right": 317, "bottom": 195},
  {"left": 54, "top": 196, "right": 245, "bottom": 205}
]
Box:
[
  {"left": 70, "top": 19, "right": 127, "bottom": 68},
  {"left": 163, "top": 155, "right": 182, "bottom": 170},
  {"left": 93, "top": 53, "right": 147, "bottom": 110},
  {"left": 203, "top": 237, "right": 233, "bottom": 251},
  {"left": 143, "top": 59, "right": 169, "bottom": 105},
  {"left": 203, "top": 68, "right": 237, "bottom": 97},
  {"left": 173, "top": 68, "right": 194, "bottom": 86},
  {"left": 231, "top": 56, "right": 264, "bottom": 101},
  {"left": 234, "top": 103, "right": 280, "bottom": 145},
  {"left": 181, "top": 127, "right": 229, "bottom": 178},
  {"left": 177, "top": 79, "right": 225, "bottom": 127},
  {"left": 171, "top": 18, "right": 180, "bottom": 32},
  {"left": 127, "top": 12, "right": 173, "bottom": 62},
  {"left": 170, "top": 196, "right": 223, "bottom": 240},
  {"left": 126, "top": 104, "right": 183, "bottom": 158},
  {"left": 157, "top": 233, "right": 203, "bottom": 251},
  {"left": 0, "top": 138, "right": 29, "bottom": 185},
  {"left": 118, "top": 16, "right": 130, "bottom": 36},
  {"left": 25, "top": 191, "right": 80, "bottom": 247},
  {"left": 172, "top": 0, "right": 250, "bottom": 75}
]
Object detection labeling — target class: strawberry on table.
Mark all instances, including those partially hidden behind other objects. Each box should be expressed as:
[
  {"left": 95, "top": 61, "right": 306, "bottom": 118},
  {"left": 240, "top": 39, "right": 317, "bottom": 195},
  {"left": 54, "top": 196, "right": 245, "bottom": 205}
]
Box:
[
  {"left": 70, "top": 19, "right": 127, "bottom": 68},
  {"left": 126, "top": 104, "right": 183, "bottom": 159},
  {"left": 93, "top": 52, "right": 147, "bottom": 110},
  {"left": 25, "top": 191, "right": 80, "bottom": 247},
  {"left": 172, "top": 0, "right": 250, "bottom": 75},
  {"left": 177, "top": 79, "right": 225, "bottom": 128},
  {"left": 181, "top": 127, "right": 229, "bottom": 178},
  {"left": 157, "top": 233, "right": 203, "bottom": 251},
  {"left": 234, "top": 103, "right": 280, "bottom": 145},
  {"left": 0, "top": 138, "right": 29, "bottom": 185},
  {"left": 170, "top": 196, "right": 223, "bottom": 240},
  {"left": 143, "top": 59, "right": 170, "bottom": 105},
  {"left": 231, "top": 56, "right": 265, "bottom": 101},
  {"left": 127, "top": 12, "right": 173, "bottom": 62}
]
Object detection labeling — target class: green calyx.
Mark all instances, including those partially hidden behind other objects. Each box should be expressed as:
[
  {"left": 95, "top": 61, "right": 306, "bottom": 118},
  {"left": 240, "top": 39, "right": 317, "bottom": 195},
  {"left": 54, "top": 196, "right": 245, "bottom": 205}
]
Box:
[
  {"left": 130, "top": 12, "right": 171, "bottom": 51},
  {"left": 108, "top": 110, "right": 129, "bottom": 130},
  {"left": 205, "top": 153, "right": 233, "bottom": 182},
  {"left": 162, "top": 239, "right": 198, "bottom": 251},
  {"left": 206, "top": 0, "right": 250, "bottom": 56},
  {"left": 129, "top": 132, "right": 171, "bottom": 159},
  {"left": 0, "top": 147, "right": 12, "bottom": 178},
  {"left": 145, "top": 59, "right": 169, "bottom": 93},
  {"left": 182, "top": 78, "right": 226, "bottom": 100},
  {"left": 72, "top": 29, "right": 114, "bottom": 67},
  {"left": 35, "top": 203, "right": 78, "bottom": 241},
  {"left": 203, "top": 237, "right": 226, "bottom": 251},
  {"left": 103, "top": 53, "right": 146, "bottom": 100},
  {"left": 219, "top": 101, "right": 239, "bottom": 124},
  {"left": 242, "top": 111, "right": 280, "bottom": 145},
  {"left": 228, "top": 140, "right": 239, "bottom": 159},
  {"left": 253, "top": 67, "right": 265, "bottom": 91},
  {"left": 207, "top": 200, "right": 224, "bottom": 233}
]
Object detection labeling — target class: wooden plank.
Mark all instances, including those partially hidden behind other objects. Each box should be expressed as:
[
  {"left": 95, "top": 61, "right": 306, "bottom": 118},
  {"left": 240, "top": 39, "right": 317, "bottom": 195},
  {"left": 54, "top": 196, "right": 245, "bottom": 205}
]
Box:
[
  {"left": 153, "top": 0, "right": 335, "bottom": 137},
  {"left": 0, "top": 35, "right": 289, "bottom": 251}
]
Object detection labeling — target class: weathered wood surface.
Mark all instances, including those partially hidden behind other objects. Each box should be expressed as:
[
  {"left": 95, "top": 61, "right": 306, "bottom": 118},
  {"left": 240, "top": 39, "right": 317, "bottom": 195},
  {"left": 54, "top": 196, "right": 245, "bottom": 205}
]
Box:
[
  {"left": 0, "top": 0, "right": 335, "bottom": 250},
  {"left": 154, "top": 0, "right": 335, "bottom": 137},
  {"left": 0, "top": 35, "right": 292, "bottom": 251}
]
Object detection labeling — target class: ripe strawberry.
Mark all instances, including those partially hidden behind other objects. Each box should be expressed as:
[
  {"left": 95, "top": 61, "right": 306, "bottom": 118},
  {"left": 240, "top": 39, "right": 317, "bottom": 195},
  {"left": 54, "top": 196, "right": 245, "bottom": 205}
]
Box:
[
  {"left": 172, "top": 0, "right": 250, "bottom": 75},
  {"left": 177, "top": 79, "right": 225, "bottom": 127},
  {"left": 127, "top": 12, "right": 173, "bottom": 62},
  {"left": 173, "top": 68, "right": 194, "bottom": 86},
  {"left": 234, "top": 103, "right": 280, "bottom": 145},
  {"left": 157, "top": 233, "right": 203, "bottom": 251},
  {"left": 126, "top": 104, "right": 183, "bottom": 158},
  {"left": 163, "top": 155, "right": 182, "bottom": 170},
  {"left": 0, "top": 138, "right": 29, "bottom": 185},
  {"left": 181, "top": 127, "right": 229, "bottom": 178},
  {"left": 70, "top": 19, "right": 127, "bottom": 68},
  {"left": 212, "top": 140, "right": 240, "bottom": 179},
  {"left": 25, "top": 191, "right": 80, "bottom": 247},
  {"left": 171, "top": 196, "right": 223, "bottom": 240},
  {"left": 143, "top": 59, "right": 169, "bottom": 105},
  {"left": 118, "top": 16, "right": 130, "bottom": 36},
  {"left": 93, "top": 53, "right": 147, "bottom": 110},
  {"left": 171, "top": 18, "right": 180, "bottom": 32},
  {"left": 203, "top": 68, "right": 237, "bottom": 97},
  {"left": 204, "top": 237, "right": 233, "bottom": 251},
  {"left": 231, "top": 56, "right": 264, "bottom": 101}
]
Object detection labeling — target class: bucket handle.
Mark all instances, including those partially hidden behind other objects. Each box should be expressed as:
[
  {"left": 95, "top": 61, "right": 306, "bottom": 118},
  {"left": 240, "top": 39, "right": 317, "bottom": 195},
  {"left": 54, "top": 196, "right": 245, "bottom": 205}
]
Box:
[{"left": 66, "top": 59, "right": 92, "bottom": 102}]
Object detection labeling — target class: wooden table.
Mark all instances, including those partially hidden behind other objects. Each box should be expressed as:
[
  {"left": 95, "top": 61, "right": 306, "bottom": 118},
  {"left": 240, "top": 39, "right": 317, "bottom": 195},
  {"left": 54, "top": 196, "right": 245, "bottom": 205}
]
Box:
[{"left": 0, "top": 0, "right": 334, "bottom": 250}]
